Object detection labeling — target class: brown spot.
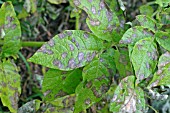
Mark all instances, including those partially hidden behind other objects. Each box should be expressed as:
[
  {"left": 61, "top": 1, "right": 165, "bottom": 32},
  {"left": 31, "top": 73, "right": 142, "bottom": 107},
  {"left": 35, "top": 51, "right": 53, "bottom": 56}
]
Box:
[
  {"left": 89, "top": 19, "right": 100, "bottom": 26},
  {"left": 66, "top": 31, "right": 72, "bottom": 36},
  {"left": 139, "top": 74, "right": 145, "bottom": 81},
  {"left": 71, "top": 37, "right": 76, "bottom": 43},
  {"left": 146, "top": 62, "right": 150, "bottom": 69},
  {"left": 162, "top": 36, "right": 168, "bottom": 39},
  {"left": 92, "top": 87, "right": 101, "bottom": 98},
  {"left": 68, "top": 58, "right": 76, "bottom": 68},
  {"left": 137, "top": 44, "right": 142, "bottom": 50},
  {"left": 11, "top": 24, "right": 16, "bottom": 29},
  {"left": 76, "top": 42, "right": 80, "bottom": 49},
  {"left": 44, "top": 90, "right": 51, "bottom": 96},
  {"left": 6, "top": 16, "right": 14, "bottom": 22},
  {"left": 91, "top": 6, "right": 96, "bottom": 14},
  {"left": 73, "top": 0, "right": 80, "bottom": 6},
  {"left": 86, "top": 52, "right": 96, "bottom": 62},
  {"left": 88, "top": 0, "right": 92, "bottom": 2},
  {"left": 86, "top": 81, "right": 92, "bottom": 88},
  {"left": 53, "top": 59, "right": 62, "bottom": 68},
  {"left": 99, "top": 1, "right": 105, "bottom": 10},
  {"left": 106, "top": 11, "right": 113, "bottom": 22},
  {"left": 78, "top": 52, "right": 84, "bottom": 62},
  {"left": 55, "top": 90, "right": 67, "bottom": 98},
  {"left": 58, "top": 33, "right": 65, "bottom": 39},
  {"left": 100, "top": 84, "right": 108, "bottom": 93},
  {"left": 62, "top": 76, "right": 66, "bottom": 80},
  {"left": 83, "top": 33, "right": 89, "bottom": 39},
  {"left": 61, "top": 52, "right": 67, "bottom": 59},
  {"left": 85, "top": 98, "right": 91, "bottom": 105},
  {"left": 48, "top": 39, "right": 55, "bottom": 47},
  {"left": 83, "top": 6, "right": 89, "bottom": 12},
  {"left": 69, "top": 44, "right": 75, "bottom": 51}
]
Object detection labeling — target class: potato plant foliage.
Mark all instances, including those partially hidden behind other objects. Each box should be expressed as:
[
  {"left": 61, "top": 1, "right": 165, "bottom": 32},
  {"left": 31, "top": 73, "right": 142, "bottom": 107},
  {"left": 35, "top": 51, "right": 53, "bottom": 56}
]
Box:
[{"left": 0, "top": 0, "right": 170, "bottom": 113}]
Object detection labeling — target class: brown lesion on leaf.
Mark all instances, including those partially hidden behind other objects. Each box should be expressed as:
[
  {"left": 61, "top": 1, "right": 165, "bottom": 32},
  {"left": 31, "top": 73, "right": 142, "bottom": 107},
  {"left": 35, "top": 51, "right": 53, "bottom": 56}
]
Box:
[
  {"left": 85, "top": 98, "right": 91, "bottom": 105},
  {"left": 53, "top": 59, "right": 63, "bottom": 68},
  {"left": 89, "top": 19, "right": 100, "bottom": 26},
  {"left": 86, "top": 80, "right": 92, "bottom": 88},
  {"left": 68, "top": 58, "right": 76, "bottom": 69}
]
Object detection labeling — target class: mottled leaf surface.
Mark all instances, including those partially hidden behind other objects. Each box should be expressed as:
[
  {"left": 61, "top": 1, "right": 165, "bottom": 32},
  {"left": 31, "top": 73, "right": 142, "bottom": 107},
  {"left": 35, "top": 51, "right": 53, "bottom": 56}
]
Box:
[
  {"left": 45, "top": 94, "right": 75, "bottom": 113},
  {"left": 28, "top": 30, "right": 103, "bottom": 71},
  {"left": 0, "top": 59, "right": 21, "bottom": 112},
  {"left": 110, "top": 76, "right": 145, "bottom": 113},
  {"left": 156, "top": 31, "right": 170, "bottom": 51},
  {"left": 136, "top": 15, "right": 157, "bottom": 32},
  {"left": 0, "top": 2, "right": 21, "bottom": 58},
  {"left": 114, "top": 47, "right": 133, "bottom": 79},
  {"left": 139, "top": 5, "right": 154, "bottom": 17},
  {"left": 149, "top": 52, "right": 170, "bottom": 88},
  {"left": 131, "top": 38, "right": 158, "bottom": 84},
  {"left": 119, "top": 26, "right": 154, "bottom": 45},
  {"left": 18, "top": 100, "right": 41, "bottom": 113},
  {"left": 42, "top": 69, "right": 82, "bottom": 101},
  {"left": 74, "top": 52, "right": 116, "bottom": 112},
  {"left": 73, "top": 0, "right": 120, "bottom": 42}
]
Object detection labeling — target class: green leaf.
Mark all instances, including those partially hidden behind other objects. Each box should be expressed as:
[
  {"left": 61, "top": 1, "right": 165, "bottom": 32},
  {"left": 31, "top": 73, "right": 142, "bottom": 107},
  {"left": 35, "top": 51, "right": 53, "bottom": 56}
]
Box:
[
  {"left": 156, "top": 31, "right": 170, "bottom": 51},
  {"left": 160, "top": 7, "right": 170, "bottom": 25},
  {"left": 28, "top": 30, "right": 103, "bottom": 71},
  {"left": 0, "top": 1, "right": 21, "bottom": 58},
  {"left": 114, "top": 47, "right": 133, "bottom": 79},
  {"left": 0, "top": 59, "right": 21, "bottom": 113},
  {"left": 45, "top": 94, "right": 75, "bottom": 113},
  {"left": 48, "top": 0, "right": 67, "bottom": 4},
  {"left": 110, "top": 76, "right": 146, "bottom": 113},
  {"left": 136, "top": 15, "right": 157, "bottom": 32},
  {"left": 18, "top": 100, "right": 41, "bottom": 113},
  {"left": 42, "top": 69, "right": 82, "bottom": 101},
  {"left": 73, "top": 0, "right": 120, "bottom": 42},
  {"left": 74, "top": 53, "right": 115, "bottom": 112},
  {"left": 139, "top": 5, "right": 154, "bottom": 17},
  {"left": 131, "top": 38, "right": 158, "bottom": 84},
  {"left": 119, "top": 26, "right": 154, "bottom": 45},
  {"left": 149, "top": 52, "right": 170, "bottom": 88},
  {"left": 155, "top": 0, "right": 170, "bottom": 7}
]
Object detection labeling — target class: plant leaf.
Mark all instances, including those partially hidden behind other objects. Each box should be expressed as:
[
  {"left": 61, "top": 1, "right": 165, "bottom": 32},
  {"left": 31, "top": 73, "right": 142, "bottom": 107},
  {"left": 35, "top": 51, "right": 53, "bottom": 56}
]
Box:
[
  {"left": 74, "top": 52, "right": 116, "bottom": 112},
  {"left": 73, "top": 0, "right": 120, "bottom": 42},
  {"left": 149, "top": 52, "right": 170, "bottom": 88},
  {"left": 156, "top": 31, "right": 170, "bottom": 51},
  {"left": 136, "top": 15, "right": 157, "bottom": 32},
  {"left": 0, "top": 1, "right": 21, "bottom": 58},
  {"left": 139, "top": 5, "right": 154, "bottom": 17},
  {"left": 119, "top": 26, "right": 154, "bottom": 45},
  {"left": 48, "top": 0, "right": 67, "bottom": 4},
  {"left": 110, "top": 76, "right": 146, "bottom": 113},
  {"left": 114, "top": 47, "right": 133, "bottom": 79},
  {"left": 42, "top": 69, "right": 82, "bottom": 101},
  {"left": 18, "top": 100, "right": 41, "bottom": 113},
  {"left": 131, "top": 38, "right": 158, "bottom": 84},
  {"left": 45, "top": 94, "right": 75, "bottom": 113},
  {"left": 0, "top": 59, "right": 21, "bottom": 113},
  {"left": 28, "top": 30, "right": 103, "bottom": 71}
]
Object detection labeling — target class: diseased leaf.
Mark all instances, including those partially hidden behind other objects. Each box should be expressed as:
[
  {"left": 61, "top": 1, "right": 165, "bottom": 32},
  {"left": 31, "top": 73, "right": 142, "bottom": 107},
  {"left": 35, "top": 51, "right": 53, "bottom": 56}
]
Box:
[
  {"left": 131, "top": 38, "right": 158, "bottom": 84},
  {"left": 48, "top": 0, "right": 67, "bottom": 4},
  {"left": 156, "top": 31, "right": 170, "bottom": 51},
  {"left": 28, "top": 30, "right": 103, "bottom": 71},
  {"left": 110, "top": 76, "right": 146, "bottom": 113},
  {"left": 73, "top": 0, "right": 120, "bottom": 42},
  {"left": 114, "top": 47, "right": 133, "bottom": 79},
  {"left": 136, "top": 15, "right": 157, "bottom": 32},
  {"left": 119, "top": 26, "right": 154, "bottom": 45},
  {"left": 139, "top": 5, "right": 154, "bottom": 17},
  {"left": 42, "top": 69, "right": 82, "bottom": 101},
  {"left": 160, "top": 7, "right": 170, "bottom": 25},
  {"left": 18, "top": 100, "right": 41, "bottom": 113},
  {"left": 0, "top": 2, "right": 21, "bottom": 58},
  {"left": 0, "top": 59, "right": 21, "bottom": 113},
  {"left": 74, "top": 53, "right": 116, "bottom": 112},
  {"left": 45, "top": 94, "right": 75, "bottom": 113},
  {"left": 149, "top": 52, "right": 170, "bottom": 88}
]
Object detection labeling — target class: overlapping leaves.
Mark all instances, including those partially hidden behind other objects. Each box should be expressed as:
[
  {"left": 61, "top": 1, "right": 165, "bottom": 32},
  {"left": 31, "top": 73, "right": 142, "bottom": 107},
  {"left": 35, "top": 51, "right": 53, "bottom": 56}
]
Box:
[
  {"left": 73, "top": 0, "right": 120, "bottom": 42},
  {"left": 149, "top": 52, "right": 170, "bottom": 88},
  {"left": 74, "top": 50, "right": 116, "bottom": 113},
  {"left": 42, "top": 69, "right": 82, "bottom": 101},
  {"left": 0, "top": 2, "right": 21, "bottom": 58},
  {"left": 0, "top": 59, "right": 21, "bottom": 112},
  {"left": 110, "top": 76, "right": 146, "bottom": 113},
  {"left": 28, "top": 30, "right": 103, "bottom": 71}
]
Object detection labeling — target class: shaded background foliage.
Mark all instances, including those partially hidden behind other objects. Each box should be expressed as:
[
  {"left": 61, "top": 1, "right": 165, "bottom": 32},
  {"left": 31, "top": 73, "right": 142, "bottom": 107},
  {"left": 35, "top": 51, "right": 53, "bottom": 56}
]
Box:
[{"left": 0, "top": 0, "right": 170, "bottom": 113}]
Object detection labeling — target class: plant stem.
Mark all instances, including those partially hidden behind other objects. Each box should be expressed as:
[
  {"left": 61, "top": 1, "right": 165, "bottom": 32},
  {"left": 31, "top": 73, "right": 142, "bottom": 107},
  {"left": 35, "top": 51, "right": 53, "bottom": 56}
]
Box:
[
  {"left": 75, "top": 13, "right": 80, "bottom": 30},
  {"left": 0, "top": 40, "right": 45, "bottom": 47},
  {"left": 21, "top": 41, "right": 45, "bottom": 47}
]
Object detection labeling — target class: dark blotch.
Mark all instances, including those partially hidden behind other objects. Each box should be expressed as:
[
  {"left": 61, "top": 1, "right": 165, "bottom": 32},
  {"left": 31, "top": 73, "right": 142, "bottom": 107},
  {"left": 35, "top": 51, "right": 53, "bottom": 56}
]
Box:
[
  {"left": 83, "top": 33, "right": 89, "bottom": 39},
  {"left": 61, "top": 52, "right": 67, "bottom": 59},
  {"left": 85, "top": 98, "right": 91, "bottom": 105},
  {"left": 53, "top": 59, "right": 62, "bottom": 68},
  {"left": 48, "top": 39, "right": 55, "bottom": 47},
  {"left": 86, "top": 81, "right": 92, "bottom": 88},
  {"left": 69, "top": 44, "right": 75, "bottom": 51},
  {"left": 78, "top": 52, "right": 84, "bottom": 62},
  {"left": 68, "top": 58, "right": 76, "bottom": 69},
  {"left": 58, "top": 33, "right": 66, "bottom": 39}
]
